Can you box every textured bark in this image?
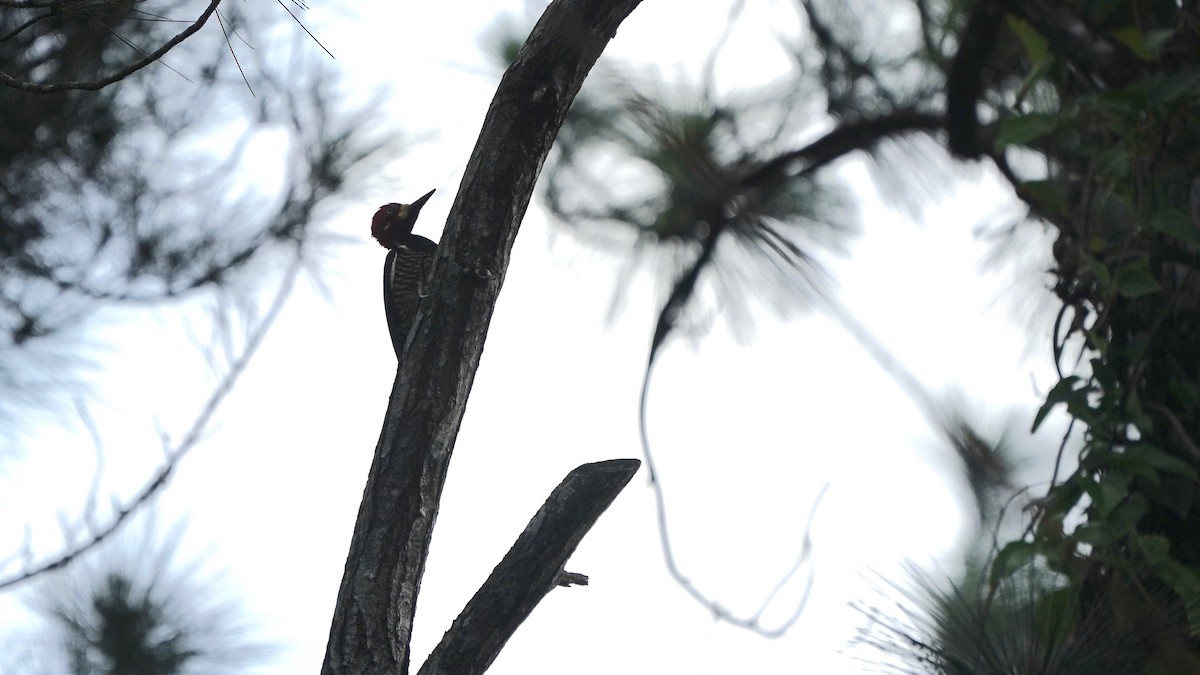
[418,459,640,675]
[322,1,644,673]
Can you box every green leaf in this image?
[1017,180,1069,219]
[1125,332,1153,363]
[1083,471,1129,518]
[1111,26,1174,61]
[1085,330,1110,360]
[1035,587,1076,646]
[1094,86,1145,117]
[1006,16,1048,63]
[1149,209,1200,247]
[1033,376,1084,432]
[1138,533,1172,565]
[1125,444,1200,482]
[1071,522,1108,547]
[997,112,1060,147]
[1080,443,1110,473]
[1110,493,1147,534]
[1114,259,1161,298]
[1049,476,1087,516]
[1148,558,1200,636]
[1092,148,1130,178]
[1144,68,1200,106]
[991,540,1037,587]
[1169,380,1200,410]
[1084,254,1112,296]
[1065,397,1098,425]
[1088,357,1117,392]
[1020,58,1055,99]
[1108,453,1162,485]
[1124,389,1155,437]
[1144,29,1177,57]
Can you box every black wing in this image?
[383,235,438,361]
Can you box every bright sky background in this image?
[1,0,1073,672]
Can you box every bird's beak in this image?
[409,189,436,221]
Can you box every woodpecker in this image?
[371,189,437,361]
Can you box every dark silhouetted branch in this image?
[0,0,222,93]
[946,0,1005,158]
[321,1,644,673]
[743,110,944,189]
[418,459,640,675]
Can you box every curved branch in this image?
[741,110,944,189]
[0,0,222,93]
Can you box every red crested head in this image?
[371,189,436,248]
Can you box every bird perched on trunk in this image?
[371,189,437,361]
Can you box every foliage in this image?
[858,564,1157,675]
[0,0,399,666]
[498,0,1200,666]
[544,72,851,334]
[21,518,272,675]
[0,0,395,431]
[981,0,1200,649]
[486,1,995,638]
[862,0,1200,669]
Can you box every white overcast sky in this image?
[0,0,1072,672]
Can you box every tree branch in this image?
[417,460,640,675]
[0,0,222,93]
[321,1,644,673]
[0,256,300,592]
[741,110,944,189]
[945,0,1005,159]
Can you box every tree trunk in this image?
[322,1,644,673]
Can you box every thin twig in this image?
[638,354,827,636]
[272,0,333,59]
[0,257,300,591]
[73,398,106,531]
[0,0,222,93]
[698,0,744,102]
[214,9,253,96]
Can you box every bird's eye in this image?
[386,206,396,215]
